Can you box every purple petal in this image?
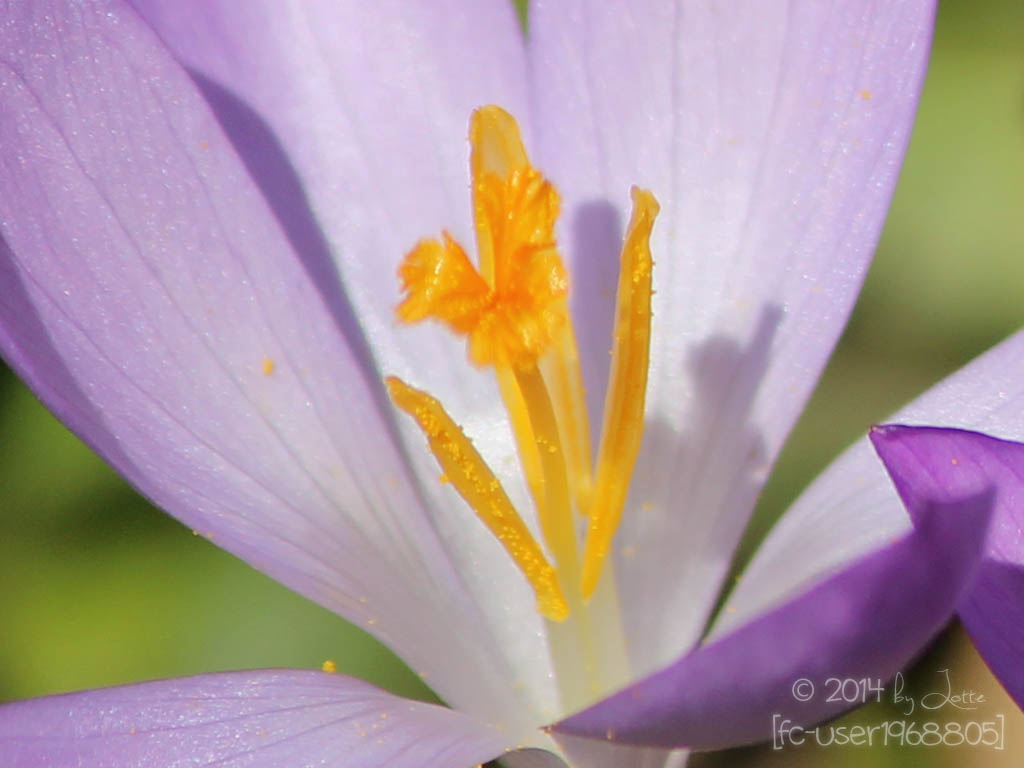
[126,0,560,708]
[869,425,1024,709]
[0,1,540,724]
[552,480,991,749]
[0,670,511,768]
[962,561,1024,709]
[129,0,530,411]
[529,0,937,675]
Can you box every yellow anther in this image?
[494,367,546,520]
[321,659,338,674]
[581,187,660,599]
[386,376,569,621]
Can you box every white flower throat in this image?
[387,106,659,709]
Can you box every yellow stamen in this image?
[512,365,580,590]
[543,320,594,516]
[494,367,546,518]
[514,363,601,704]
[386,376,569,622]
[581,187,660,599]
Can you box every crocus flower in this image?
[0,1,1017,766]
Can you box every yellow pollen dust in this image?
[389,105,659,619]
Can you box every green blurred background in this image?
[1,1,1021,765]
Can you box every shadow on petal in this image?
[188,70,410,460]
[614,305,780,677]
[567,198,623,429]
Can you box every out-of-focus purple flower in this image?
[0,1,1017,766]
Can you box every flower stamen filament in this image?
[581,187,659,599]
[494,366,546,531]
[386,376,569,621]
[544,319,594,517]
[512,364,580,593]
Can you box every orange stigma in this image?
[397,113,567,370]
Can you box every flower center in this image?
[388,105,658,631]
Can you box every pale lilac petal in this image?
[869,425,1024,709]
[553,484,991,749]
[0,670,512,768]
[529,0,936,674]
[128,0,558,711]
[719,330,1024,643]
[0,0,539,726]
